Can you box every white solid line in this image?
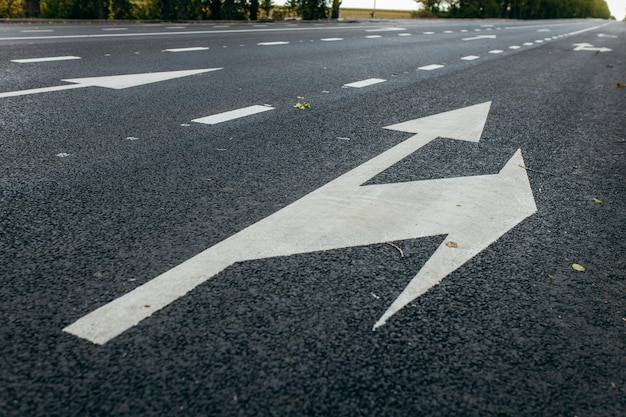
[257,41,289,45]
[102,27,128,31]
[192,105,274,125]
[11,56,81,63]
[163,47,209,52]
[461,55,480,60]
[321,37,343,41]
[0,25,389,42]
[418,64,444,71]
[0,84,87,98]
[343,78,386,88]
[20,29,53,33]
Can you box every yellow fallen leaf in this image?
[572,165,581,170]
[294,101,311,109]
[445,241,458,248]
[593,198,603,204]
[572,263,586,272]
[617,82,625,88]
[549,274,556,280]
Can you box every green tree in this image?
[330,0,339,18]
[0,0,25,17]
[296,0,326,19]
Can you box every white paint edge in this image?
[461,55,480,61]
[192,105,274,125]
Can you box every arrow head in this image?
[374,149,537,329]
[384,101,492,143]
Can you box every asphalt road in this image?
[1,18,625,416]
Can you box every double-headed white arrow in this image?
[64,101,537,344]
[0,68,222,98]
[573,43,612,52]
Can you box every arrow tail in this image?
[63,243,240,345]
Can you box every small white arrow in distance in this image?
[63,101,538,345]
[573,43,612,52]
[0,68,222,98]
[462,35,496,41]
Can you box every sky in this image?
[279,0,626,21]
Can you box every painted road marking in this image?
[321,38,343,41]
[398,33,411,37]
[258,41,289,45]
[366,27,405,32]
[509,45,521,49]
[62,68,222,89]
[462,35,496,41]
[343,78,386,88]
[573,43,612,52]
[63,101,537,344]
[489,50,504,54]
[461,55,480,61]
[192,105,274,125]
[0,68,222,98]
[163,47,209,52]
[20,29,53,33]
[418,64,444,71]
[11,56,81,63]
[365,35,382,39]
[0,84,87,98]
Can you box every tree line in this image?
[417,0,612,19]
[0,0,335,20]
[0,0,613,20]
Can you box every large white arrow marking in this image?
[573,43,612,52]
[0,68,222,98]
[63,101,537,344]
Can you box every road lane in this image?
[1,18,624,417]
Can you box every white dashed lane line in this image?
[192,105,275,125]
[257,41,289,46]
[163,47,209,52]
[343,78,386,88]
[11,56,81,63]
[418,64,445,71]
